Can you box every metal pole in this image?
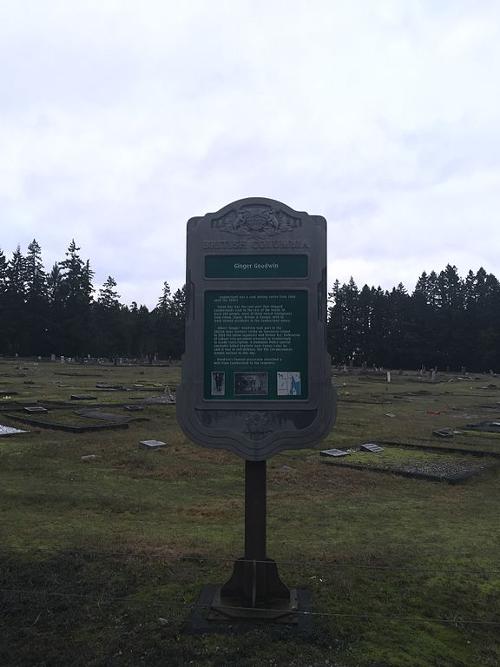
[219,458,290,610]
[244,460,266,561]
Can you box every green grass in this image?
[1,360,499,666]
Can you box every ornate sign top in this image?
[211,204,301,237]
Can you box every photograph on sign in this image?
[277,371,301,396]
[234,372,268,396]
[211,371,225,396]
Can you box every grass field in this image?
[1,360,499,666]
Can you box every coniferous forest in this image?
[0,240,186,361]
[1,240,500,371]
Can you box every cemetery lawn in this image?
[0,360,499,666]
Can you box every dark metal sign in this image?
[177,197,336,460]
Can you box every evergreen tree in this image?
[153,282,185,360]
[170,285,186,358]
[0,249,9,352]
[94,276,125,357]
[4,246,27,354]
[98,276,120,308]
[328,278,360,364]
[385,283,413,368]
[156,281,172,312]
[25,240,49,354]
[46,263,64,355]
[58,240,94,356]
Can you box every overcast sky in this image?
[1,1,499,307]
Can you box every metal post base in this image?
[211,585,298,622]
[184,584,313,634]
[220,557,290,610]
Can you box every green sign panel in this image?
[205,254,308,279]
[204,290,308,400]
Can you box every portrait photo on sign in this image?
[277,371,301,396]
[234,372,268,396]
[211,371,225,396]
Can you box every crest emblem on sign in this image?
[212,205,301,237]
[244,412,274,440]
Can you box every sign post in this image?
[177,197,336,624]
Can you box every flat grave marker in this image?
[75,409,131,424]
[360,443,384,453]
[141,394,175,405]
[0,424,28,436]
[320,448,350,457]
[465,421,500,433]
[139,439,167,449]
[433,428,455,438]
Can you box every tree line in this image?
[0,240,185,360]
[328,265,500,371]
[1,241,499,371]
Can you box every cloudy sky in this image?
[1,0,499,307]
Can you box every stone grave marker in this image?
[139,439,167,449]
[141,394,175,405]
[465,421,500,433]
[361,443,384,453]
[24,406,48,413]
[75,409,130,424]
[433,428,454,438]
[70,394,97,401]
[320,448,350,457]
[0,424,28,436]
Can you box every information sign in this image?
[176,197,336,460]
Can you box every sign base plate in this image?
[184,584,312,634]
